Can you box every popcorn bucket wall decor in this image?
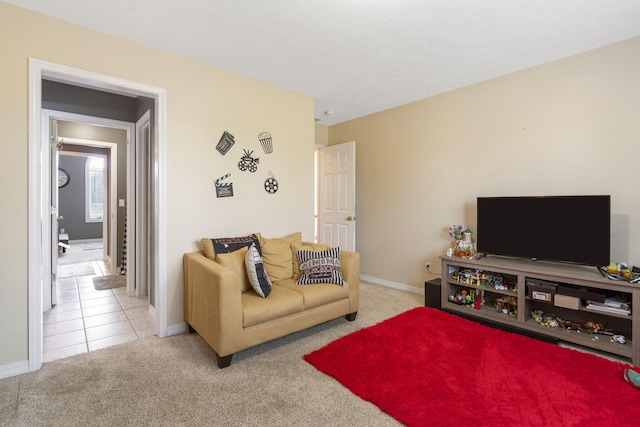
[258,132,273,154]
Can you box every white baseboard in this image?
[360,275,423,295]
[166,322,188,336]
[0,360,29,380]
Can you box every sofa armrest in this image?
[183,252,244,356]
[340,250,360,313]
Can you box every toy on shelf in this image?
[449,289,474,306]
[530,309,626,343]
[495,296,517,315]
[448,288,486,310]
[450,268,515,292]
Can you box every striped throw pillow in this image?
[296,247,344,285]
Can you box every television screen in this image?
[476,195,610,267]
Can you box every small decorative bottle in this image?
[454,231,476,259]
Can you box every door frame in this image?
[43,111,121,277]
[28,58,168,372]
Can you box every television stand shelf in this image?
[440,256,639,365]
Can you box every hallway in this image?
[43,241,155,363]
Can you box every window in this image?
[85,156,105,223]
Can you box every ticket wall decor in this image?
[216,131,235,155]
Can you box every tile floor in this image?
[43,246,155,363]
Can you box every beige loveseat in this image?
[183,232,360,368]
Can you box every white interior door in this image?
[317,141,356,251]
[47,119,60,310]
[135,110,152,299]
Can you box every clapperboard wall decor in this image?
[216,131,235,155]
[214,173,234,198]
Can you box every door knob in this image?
[346,216,355,221]
[57,216,64,222]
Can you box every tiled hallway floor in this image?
[43,247,155,363]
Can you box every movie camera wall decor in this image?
[214,130,280,197]
[238,149,259,172]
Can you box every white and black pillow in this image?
[296,247,344,285]
[245,243,272,298]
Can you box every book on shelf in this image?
[603,296,629,309]
[585,302,631,315]
[586,296,630,310]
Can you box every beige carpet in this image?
[58,240,104,265]
[79,241,103,251]
[0,282,423,426]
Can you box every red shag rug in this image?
[305,307,639,427]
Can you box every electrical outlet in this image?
[425,261,432,273]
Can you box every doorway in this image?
[46,131,155,362]
[57,151,109,267]
[43,112,125,311]
[316,141,357,251]
[28,58,168,372]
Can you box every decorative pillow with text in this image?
[296,247,344,285]
[201,234,261,260]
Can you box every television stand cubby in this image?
[440,256,640,365]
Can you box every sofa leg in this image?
[345,312,358,321]
[215,352,233,368]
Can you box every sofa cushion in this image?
[292,242,330,280]
[201,234,260,260]
[296,247,344,285]
[256,232,302,281]
[245,243,272,298]
[216,246,251,293]
[275,278,350,310]
[241,285,304,327]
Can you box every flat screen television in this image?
[476,195,610,267]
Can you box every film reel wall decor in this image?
[264,171,279,194]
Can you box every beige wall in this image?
[329,36,640,289]
[314,124,329,147]
[0,3,314,368]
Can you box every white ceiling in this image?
[7,0,640,125]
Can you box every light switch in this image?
[118,199,125,207]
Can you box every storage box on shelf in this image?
[441,256,640,365]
